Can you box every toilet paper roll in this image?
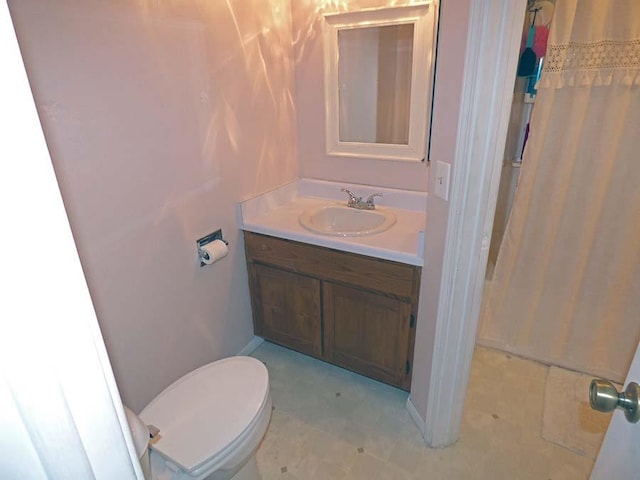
[200,239,228,265]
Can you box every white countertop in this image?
[238,180,426,266]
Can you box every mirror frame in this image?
[322,3,437,162]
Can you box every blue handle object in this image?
[526,25,535,48]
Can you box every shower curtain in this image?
[478,0,640,382]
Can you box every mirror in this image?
[338,24,414,145]
[323,3,437,162]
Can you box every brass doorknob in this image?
[589,379,640,424]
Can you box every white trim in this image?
[406,397,426,438]
[423,0,526,447]
[237,336,265,357]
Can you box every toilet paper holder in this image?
[197,229,229,267]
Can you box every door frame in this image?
[422,0,526,446]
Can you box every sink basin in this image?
[299,204,396,236]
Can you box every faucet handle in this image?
[366,193,383,207]
[341,188,360,205]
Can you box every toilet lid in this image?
[139,356,269,473]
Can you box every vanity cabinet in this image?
[244,232,420,390]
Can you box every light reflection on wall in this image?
[9,0,301,410]
[132,0,298,196]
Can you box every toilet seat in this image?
[139,356,270,477]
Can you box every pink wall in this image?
[9,0,298,412]
[410,0,472,416]
[10,0,473,425]
[291,0,431,191]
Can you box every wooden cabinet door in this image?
[323,282,412,388]
[249,264,322,358]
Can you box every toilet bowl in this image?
[125,356,271,480]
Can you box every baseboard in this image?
[406,396,427,439]
[237,336,264,356]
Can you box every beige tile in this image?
[301,426,338,459]
[346,452,388,480]
[284,451,323,479]
[388,438,434,475]
[377,461,415,480]
[336,421,370,447]
[253,342,595,480]
[361,429,397,461]
[310,461,348,480]
[322,438,359,472]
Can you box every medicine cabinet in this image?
[322,3,437,162]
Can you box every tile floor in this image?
[251,342,596,480]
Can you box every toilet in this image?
[124,356,271,480]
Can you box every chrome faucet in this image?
[365,193,383,209]
[341,188,383,210]
[341,188,361,207]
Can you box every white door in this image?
[590,339,640,479]
[1,3,143,478]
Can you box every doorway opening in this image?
[486,0,556,280]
